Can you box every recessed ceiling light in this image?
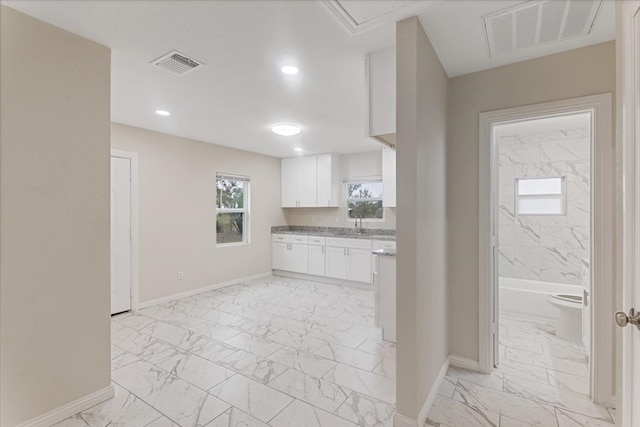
[281,65,299,75]
[155,110,171,116]
[294,147,303,152]
[272,123,301,136]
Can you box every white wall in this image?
[396,16,449,423]
[282,150,397,229]
[111,123,287,304]
[498,117,591,286]
[0,6,112,425]
[447,41,615,362]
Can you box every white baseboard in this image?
[138,272,272,309]
[17,385,114,427]
[393,356,450,427]
[449,355,481,372]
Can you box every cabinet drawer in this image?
[272,234,309,244]
[309,236,326,245]
[372,240,396,251]
[325,237,372,250]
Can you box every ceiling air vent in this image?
[150,50,204,75]
[483,0,603,58]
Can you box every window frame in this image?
[344,177,384,222]
[216,173,250,247]
[514,176,567,216]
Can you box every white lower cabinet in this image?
[347,248,373,283]
[272,235,309,274]
[325,246,348,279]
[308,245,326,276]
[273,234,383,285]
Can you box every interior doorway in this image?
[110,150,139,315]
[478,94,614,405]
[494,112,593,398]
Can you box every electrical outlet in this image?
[177,272,184,280]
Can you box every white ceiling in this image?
[2,1,615,158]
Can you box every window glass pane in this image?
[217,179,244,209]
[517,197,564,215]
[347,182,383,199]
[216,212,244,244]
[517,177,563,196]
[348,201,383,219]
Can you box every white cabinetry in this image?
[382,148,396,208]
[308,236,326,276]
[325,238,373,284]
[281,154,340,208]
[272,234,309,273]
[366,47,396,146]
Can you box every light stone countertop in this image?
[271,225,396,241]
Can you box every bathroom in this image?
[496,112,592,394]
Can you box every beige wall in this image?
[282,150,397,230]
[396,17,449,421]
[111,124,287,303]
[448,41,616,361]
[0,6,112,425]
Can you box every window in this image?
[346,179,384,220]
[216,174,249,245]
[515,177,566,215]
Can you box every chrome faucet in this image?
[355,215,363,233]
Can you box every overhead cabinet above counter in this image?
[366,46,396,147]
[281,153,341,208]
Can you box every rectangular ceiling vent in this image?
[483,0,602,58]
[151,50,204,75]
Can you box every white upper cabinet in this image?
[316,153,341,207]
[281,154,341,208]
[382,147,396,207]
[281,156,317,207]
[366,47,396,147]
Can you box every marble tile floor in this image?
[427,311,616,427]
[54,275,397,427]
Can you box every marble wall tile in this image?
[499,125,590,286]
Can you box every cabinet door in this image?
[298,156,317,207]
[289,243,309,274]
[316,154,341,207]
[281,158,298,208]
[348,248,373,283]
[272,242,289,270]
[382,148,396,208]
[309,245,325,276]
[325,246,348,279]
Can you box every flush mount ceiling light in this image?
[155,110,171,116]
[281,65,299,75]
[272,123,301,136]
[294,147,303,152]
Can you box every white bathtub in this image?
[499,277,582,319]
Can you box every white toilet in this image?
[546,294,583,343]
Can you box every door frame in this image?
[111,149,139,312]
[478,94,614,404]
[620,1,640,425]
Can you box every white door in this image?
[111,156,132,314]
[621,2,640,425]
